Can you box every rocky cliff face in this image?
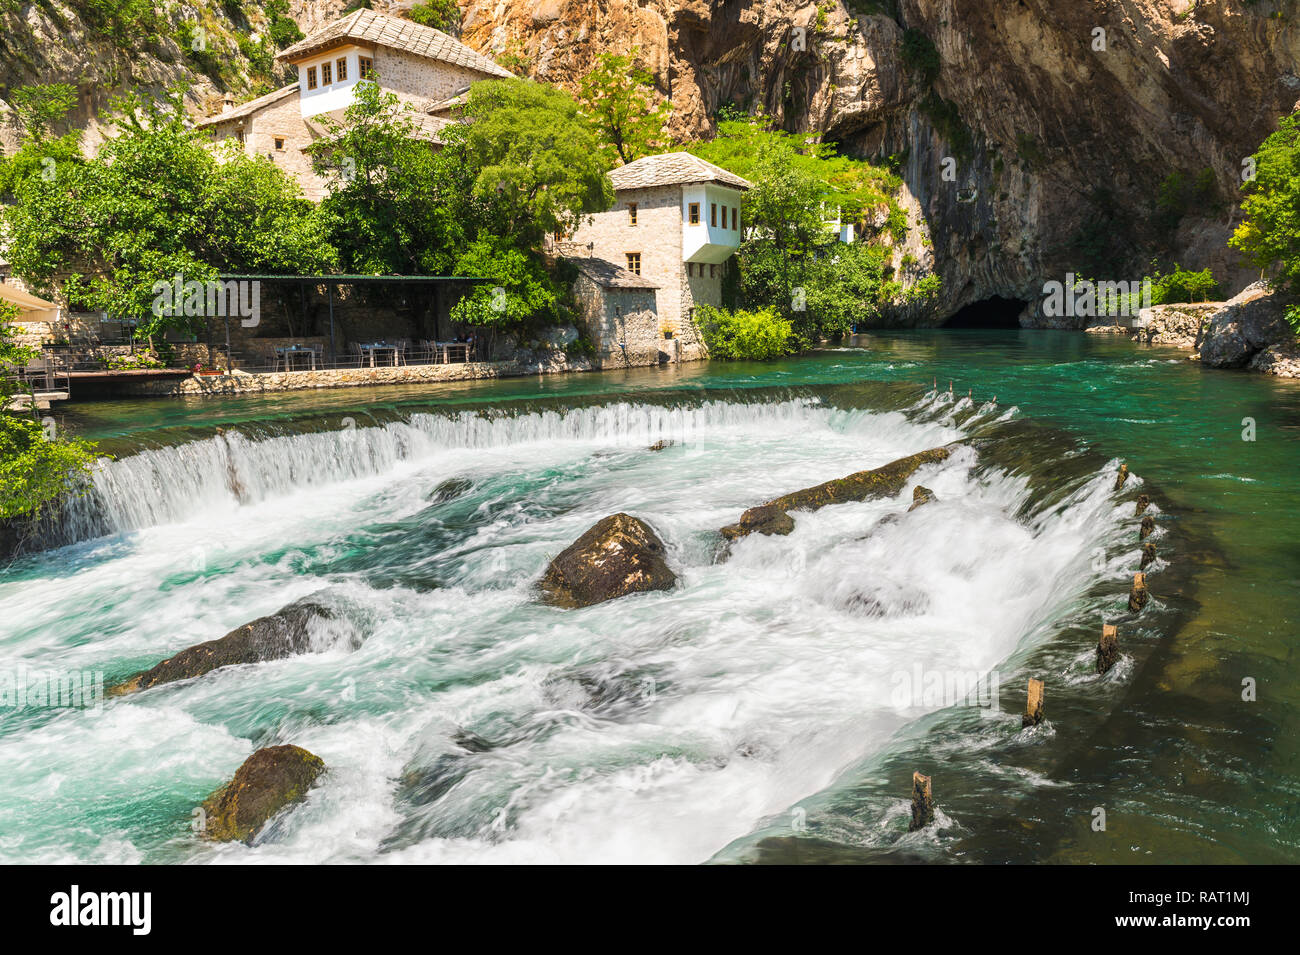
[455,0,1300,325]
[5,1,1296,327]
[0,1,293,154]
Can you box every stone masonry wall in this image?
[207,91,330,201]
[571,273,663,368]
[373,48,487,111]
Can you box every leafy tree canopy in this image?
[577,48,673,165]
[1232,112,1300,310]
[2,89,334,338]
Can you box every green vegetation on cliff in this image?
[1232,111,1300,328]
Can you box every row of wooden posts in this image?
[908,462,1157,832]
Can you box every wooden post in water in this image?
[1140,541,1157,570]
[1135,494,1150,516]
[909,772,934,831]
[1022,678,1045,727]
[1139,516,1155,541]
[1097,624,1119,674]
[1114,464,1129,491]
[1129,572,1149,613]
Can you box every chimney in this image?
[222,95,235,113]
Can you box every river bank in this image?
[2,330,1297,863]
[1101,282,1300,379]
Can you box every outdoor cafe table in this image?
[275,344,318,371]
[360,343,401,367]
[434,342,470,363]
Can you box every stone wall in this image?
[571,273,665,368]
[206,89,330,201]
[119,356,596,397]
[373,48,485,111]
[567,182,715,357]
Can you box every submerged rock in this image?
[908,485,937,511]
[199,744,325,843]
[720,503,795,540]
[647,439,675,452]
[539,513,676,608]
[428,477,474,503]
[723,447,951,540]
[108,594,345,697]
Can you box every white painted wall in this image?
[298,45,369,118]
[682,184,744,264]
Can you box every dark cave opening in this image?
[941,296,1030,329]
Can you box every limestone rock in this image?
[108,594,345,696]
[908,485,936,511]
[720,503,795,540]
[767,447,951,513]
[199,745,325,843]
[539,513,676,608]
[1199,283,1296,369]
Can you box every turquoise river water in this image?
[1,329,1297,864]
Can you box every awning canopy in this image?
[0,283,59,313]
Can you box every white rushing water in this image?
[0,395,1135,863]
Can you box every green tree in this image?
[577,49,672,165]
[407,0,459,32]
[1232,112,1300,329]
[3,90,334,340]
[695,305,793,360]
[0,301,99,521]
[310,81,453,274]
[435,80,613,337]
[439,78,614,250]
[265,0,305,49]
[0,84,85,201]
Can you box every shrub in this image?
[696,305,793,360]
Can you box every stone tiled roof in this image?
[607,152,752,192]
[194,84,298,128]
[276,9,514,79]
[568,258,660,290]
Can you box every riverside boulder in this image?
[722,447,951,540]
[199,745,325,843]
[720,504,795,540]
[539,513,676,608]
[107,595,342,697]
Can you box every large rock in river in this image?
[1198,283,1296,370]
[722,447,951,540]
[539,513,676,608]
[720,504,795,541]
[200,744,325,843]
[107,594,342,697]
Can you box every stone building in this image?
[563,152,752,366]
[194,9,513,200]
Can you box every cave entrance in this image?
[942,296,1029,329]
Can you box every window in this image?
[628,202,637,226]
[688,202,700,225]
[321,61,333,85]
[337,57,348,82]
[710,203,717,227]
[274,137,285,150]
[306,66,317,90]
[626,253,641,275]
[732,207,738,230]
[710,264,716,278]
[359,56,374,79]
[234,130,245,145]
